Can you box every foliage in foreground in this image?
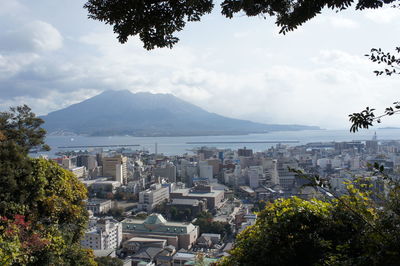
[84,0,397,49]
[0,106,96,265]
[349,47,400,132]
[219,176,400,266]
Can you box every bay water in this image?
[36,129,400,158]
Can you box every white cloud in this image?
[1,1,400,131]
[1,20,63,52]
[328,17,359,29]
[311,49,372,70]
[0,0,26,16]
[3,34,399,129]
[29,21,63,51]
[0,53,39,78]
[233,31,250,39]
[364,8,400,23]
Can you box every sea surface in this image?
[34,129,400,158]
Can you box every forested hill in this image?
[41,90,320,136]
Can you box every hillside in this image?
[41,90,320,136]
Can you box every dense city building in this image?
[102,155,128,183]
[81,217,123,250]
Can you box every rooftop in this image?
[144,213,167,225]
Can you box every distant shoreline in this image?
[379,127,400,130]
[47,128,322,138]
[186,141,300,144]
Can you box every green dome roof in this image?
[143,214,167,225]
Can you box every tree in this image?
[107,206,125,220]
[84,0,214,49]
[194,212,231,237]
[219,166,400,265]
[170,206,178,220]
[349,47,400,132]
[0,106,95,265]
[0,105,49,153]
[84,0,397,50]
[95,256,124,266]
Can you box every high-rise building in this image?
[153,163,177,183]
[199,161,213,181]
[102,155,128,183]
[277,159,298,190]
[77,154,98,171]
[365,132,379,153]
[248,166,263,189]
[185,163,198,187]
[206,158,221,176]
[262,159,279,186]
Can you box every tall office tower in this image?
[366,132,378,154]
[102,155,128,183]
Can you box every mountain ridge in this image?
[41,90,320,137]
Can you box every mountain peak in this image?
[42,91,319,136]
[99,90,176,99]
[100,89,133,96]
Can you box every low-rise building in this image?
[91,180,122,193]
[71,166,86,178]
[166,198,207,220]
[138,184,170,212]
[86,199,112,214]
[170,185,224,210]
[122,213,199,250]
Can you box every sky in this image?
[1,0,400,130]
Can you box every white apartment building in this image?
[248,166,263,189]
[138,184,170,212]
[81,217,123,250]
[199,161,213,181]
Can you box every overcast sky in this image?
[1,0,400,129]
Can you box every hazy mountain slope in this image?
[42,90,319,136]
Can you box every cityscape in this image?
[32,131,396,265]
[1,0,400,265]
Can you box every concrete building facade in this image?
[86,199,113,214]
[138,184,170,212]
[122,214,199,250]
[170,185,224,210]
[81,217,123,250]
[102,155,128,183]
[154,163,177,183]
